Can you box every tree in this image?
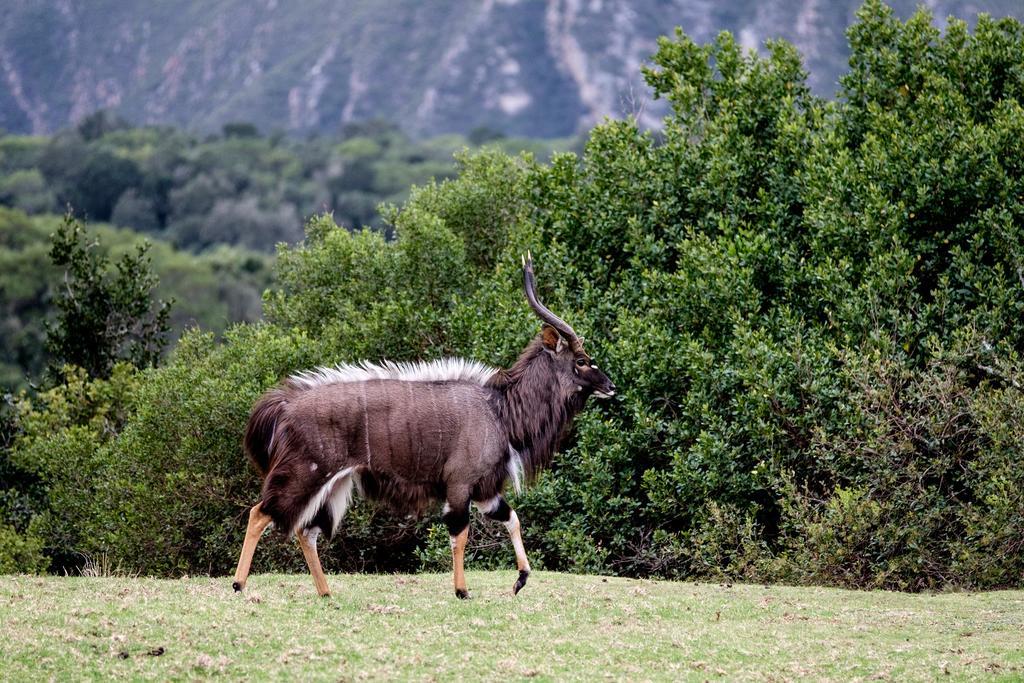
[65,151,143,222]
[76,109,130,142]
[46,215,172,380]
[222,122,260,139]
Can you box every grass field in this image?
[1,571,1022,681]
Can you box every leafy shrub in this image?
[0,523,47,574]
[8,364,139,572]
[7,2,1024,590]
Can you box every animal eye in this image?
[575,358,587,367]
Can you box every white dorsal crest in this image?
[288,358,498,390]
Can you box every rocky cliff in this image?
[1,0,1021,137]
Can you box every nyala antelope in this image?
[232,254,616,598]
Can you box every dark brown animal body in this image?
[249,369,510,534]
[232,255,616,598]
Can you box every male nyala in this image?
[233,254,616,598]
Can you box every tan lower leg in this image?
[233,504,272,591]
[506,510,531,595]
[296,529,331,597]
[506,510,531,572]
[451,527,469,599]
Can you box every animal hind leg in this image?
[233,503,272,592]
[480,496,531,595]
[297,528,331,597]
[294,472,357,598]
[443,495,471,599]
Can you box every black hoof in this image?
[455,589,470,600]
[513,570,530,595]
[232,581,242,592]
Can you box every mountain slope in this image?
[2,0,1022,137]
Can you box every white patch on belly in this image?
[473,496,501,515]
[309,463,318,472]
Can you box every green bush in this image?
[8,364,139,571]
[0,523,47,574]
[6,2,1024,589]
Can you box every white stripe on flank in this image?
[288,358,497,390]
[506,445,524,495]
[361,383,372,466]
[294,467,356,535]
[267,417,278,454]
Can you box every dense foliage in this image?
[0,117,577,253]
[0,208,271,390]
[3,2,1023,590]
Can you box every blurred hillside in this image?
[0,116,578,250]
[2,0,1022,137]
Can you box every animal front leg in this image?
[450,527,470,599]
[443,498,471,599]
[233,503,272,592]
[506,510,531,594]
[479,496,531,595]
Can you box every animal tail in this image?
[243,389,289,476]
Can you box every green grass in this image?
[0,571,1022,681]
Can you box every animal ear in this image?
[541,324,567,352]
